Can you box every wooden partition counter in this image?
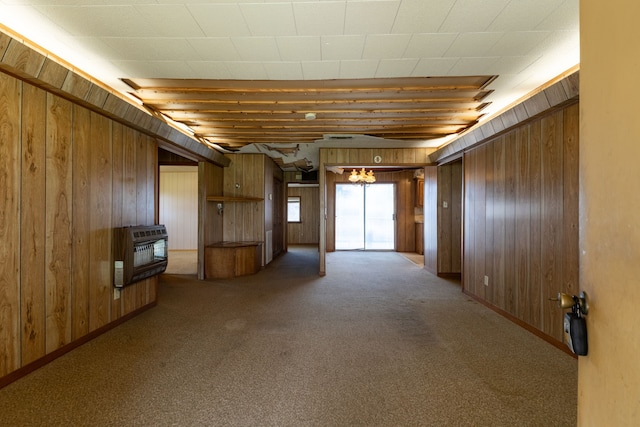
[204,241,263,279]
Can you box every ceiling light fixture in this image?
[348,168,376,185]
[305,112,316,120]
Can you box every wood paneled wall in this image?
[0,72,158,379]
[223,154,265,243]
[287,186,320,244]
[438,160,463,274]
[325,170,418,252]
[198,161,224,280]
[463,102,579,342]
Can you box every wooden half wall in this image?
[0,71,159,383]
[463,102,579,343]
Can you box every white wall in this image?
[159,166,198,250]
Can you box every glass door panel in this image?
[335,183,395,250]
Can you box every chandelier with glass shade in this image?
[348,168,376,185]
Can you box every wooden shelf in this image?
[207,196,263,202]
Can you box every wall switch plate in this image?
[484,275,489,286]
[114,288,121,300]
[443,201,448,208]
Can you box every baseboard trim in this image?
[462,290,577,359]
[0,301,157,390]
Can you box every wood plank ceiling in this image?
[123,75,496,151]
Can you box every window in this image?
[288,196,301,222]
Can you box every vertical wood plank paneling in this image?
[515,126,531,321]
[504,132,517,314]
[45,93,73,353]
[121,127,137,315]
[135,133,148,309]
[492,137,506,308]
[438,165,452,272]
[121,127,137,226]
[541,111,564,339]
[450,161,462,273]
[287,186,320,244]
[71,104,91,340]
[463,152,475,294]
[563,104,579,299]
[0,70,160,381]
[0,74,21,375]
[474,145,487,299]
[20,83,47,365]
[484,140,495,304]
[529,120,543,329]
[111,123,124,320]
[89,112,112,330]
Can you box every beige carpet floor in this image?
[0,246,577,426]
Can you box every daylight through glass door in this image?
[335,183,395,250]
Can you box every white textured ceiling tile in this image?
[301,61,340,80]
[188,38,241,61]
[134,4,205,37]
[527,30,579,58]
[264,62,304,80]
[486,56,541,75]
[403,33,457,58]
[293,2,345,36]
[391,0,456,33]
[375,59,419,78]
[240,3,296,36]
[187,61,232,79]
[488,0,564,31]
[439,0,510,32]
[487,31,551,56]
[536,0,579,31]
[277,37,321,61]
[112,60,196,79]
[362,34,411,60]
[101,38,200,61]
[444,32,504,57]
[338,60,379,79]
[344,1,401,35]
[448,57,500,75]
[321,35,365,60]
[76,37,123,60]
[34,5,155,37]
[187,4,250,37]
[412,57,458,76]
[232,37,281,61]
[225,62,268,80]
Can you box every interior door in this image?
[335,183,395,250]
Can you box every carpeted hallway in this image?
[0,246,577,426]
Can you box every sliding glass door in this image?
[335,183,395,250]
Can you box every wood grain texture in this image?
[111,123,124,320]
[0,73,21,375]
[89,111,112,330]
[0,70,161,382]
[71,104,91,340]
[20,83,47,365]
[287,186,320,244]
[462,102,579,345]
[45,93,73,353]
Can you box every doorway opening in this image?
[335,183,395,250]
[159,165,198,274]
